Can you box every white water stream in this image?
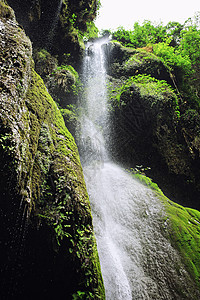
[79,39,196,299]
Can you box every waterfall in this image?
[79,39,196,299]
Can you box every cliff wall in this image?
[0,1,104,298]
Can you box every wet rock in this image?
[106,42,200,209]
[0,2,105,298]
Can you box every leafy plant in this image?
[72,291,86,300]
[153,41,192,75]
[83,21,99,41]
[69,13,77,27]
[109,74,178,107]
[112,21,167,48]
[0,133,15,153]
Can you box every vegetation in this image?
[109,73,179,118]
[153,41,192,75]
[2,0,200,297]
[111,21,167,48]
[61,0,100,45]
[0,2,105,294]
[83,21,99,41]
[108,15,200,107]
[105,13,200,211]
[110,15,200,52]
[19,67,105,299]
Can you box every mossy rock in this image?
[0,5,105,298]
[123,49,172,83]
[33,48,58,78]
[7,0,99,64]
[108,74,180,165]
[106,42,172,85]
[131,171,200,298]
[108,43,200,208]
[0,0,15,19]
[46,64,82,107]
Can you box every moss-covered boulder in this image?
[46,64,81,107]
[107,42,200,209]
[0,2,105,298]
[105,42,172,83]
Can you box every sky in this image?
[95,0,200,30]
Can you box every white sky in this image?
[95,0,200,30]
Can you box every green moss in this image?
[126,49,160,66]
[25,68,82,202]
[132,171,200,289]
[161,200,200,287]
[110,73,179,116]
[134,173,163,193]
[131,74,176,100]
[34,48,58,78]
[36,48,50,61]
[0,1,15,19]
[52,64,82,96]
[1,3,104,297]
[25,69,105,298]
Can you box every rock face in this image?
[131,173,200,298]
[7,0,99,64]
[106,42,200,209]
[0,1,104,298]
[1,0,200,298]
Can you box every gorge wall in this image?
[1,0,200,298]
[0,1,104,298]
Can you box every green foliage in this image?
[83,21,99,41]
[130,74,175,92]
[153,41,193,75]
[153,38,200,108]
[96,0,101,11]
[72,290,99,300]
[110,16,199,50]
[179,26,200,66]
[100,29,112,37]
[69,13,77,27]
[112,21,167,48]
[0,132,15,154]
[109,74,178,108]
[72,291,86,299]
[165,22,184,46]
[38,183,73,245]
[109,16,200,107]
[53,64,78,78]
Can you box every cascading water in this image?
[79,39,198,299]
